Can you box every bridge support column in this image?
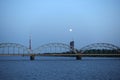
[76,56,81,60]
[30,55,35,60]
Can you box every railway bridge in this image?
[0,42,120,60]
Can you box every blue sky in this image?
[0,0,120,49]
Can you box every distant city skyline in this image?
[0,0,120,49]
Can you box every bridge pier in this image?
[76,56,81,60]
[30,55,35,60]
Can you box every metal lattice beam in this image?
[33,43,72,54]
[0,43,31,54]
[80,43,120,53]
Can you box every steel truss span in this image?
[0,42,120,55]
[33,43,71,54]
[0,43,31,54]
[80,43,120,53]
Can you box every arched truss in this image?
[80,43,120,53]
[33,43,71,54]
[0,43,31,54]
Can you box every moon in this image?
[69,29,72,32]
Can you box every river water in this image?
[0,57,120,80]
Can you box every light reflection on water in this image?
[0,57,120,80]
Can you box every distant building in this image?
[70,41,74,52]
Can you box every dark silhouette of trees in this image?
[83,49,119,54]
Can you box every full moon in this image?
[69,29,72,32]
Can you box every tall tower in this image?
[70,41,74,53]
[29,35,32,50]
[29,35,35,60]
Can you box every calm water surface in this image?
[0,57,120,80]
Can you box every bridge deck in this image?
[0,53,120,57]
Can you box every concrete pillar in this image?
[76,56,81,60]
[30,55,35,60]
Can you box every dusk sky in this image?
[0,0,120,49]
